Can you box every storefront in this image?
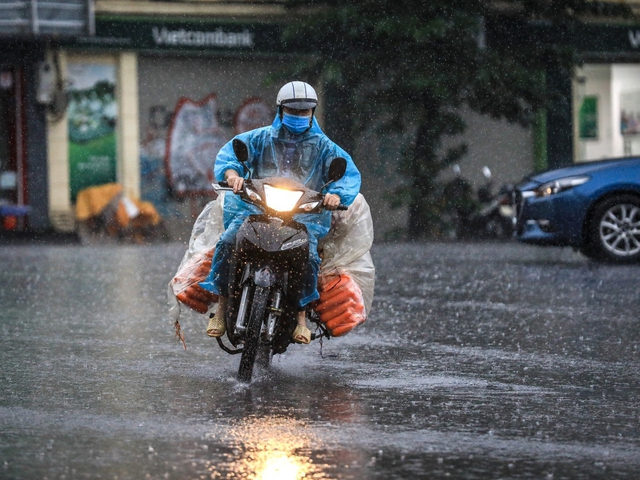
[0,0,93,234]
[0,55,28,230]
[573,24,640,162]
[0,42,53,234]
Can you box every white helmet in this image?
[276,81,318,110]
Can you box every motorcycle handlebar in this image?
[216,180,347,211]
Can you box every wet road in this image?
[1,242,639,479]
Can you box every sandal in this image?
[206,314,226,338]
[292,324,311,344]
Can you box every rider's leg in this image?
[206,296,227,337]
[291,231,322,344]
[292,309,311,344]
[202,241,233,338]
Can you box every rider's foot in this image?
[206,313,225,338]
[292,324,311,344]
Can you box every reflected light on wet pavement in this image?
[208,417,317,479]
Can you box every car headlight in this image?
[263,184,303,212]
[534,176,590,197]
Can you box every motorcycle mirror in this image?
[232,138,249,163]
[328,157,347,182]
[232,138,251,178]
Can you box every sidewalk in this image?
[0,229,81,245]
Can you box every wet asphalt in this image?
[0,241,639,479]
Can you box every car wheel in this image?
[586,194,640,263]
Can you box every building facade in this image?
[2,1,639,241]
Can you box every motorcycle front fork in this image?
[265,290,283,340]
[233,283,283,343]
[234,284,251,335]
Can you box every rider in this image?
[200,81,361,344]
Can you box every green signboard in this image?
[67,18,287,53]
[579,96,598,140]
[63,17,640,56]
[486,20,640,55]
[67,63,118,201]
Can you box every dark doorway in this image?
[0,66,28,231]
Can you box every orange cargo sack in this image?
[314,273,366,337]
[172,248,218,314]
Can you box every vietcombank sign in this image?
[69,18,285,53]
[151,26,254,48]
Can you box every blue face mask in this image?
[282,112,312,134]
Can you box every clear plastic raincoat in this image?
[200,114,361,307]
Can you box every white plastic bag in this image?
[318,193,376,316]
[167,193,225,322]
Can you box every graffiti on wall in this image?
[233,97,273,135]
[140,94,272,213]
[165,94,226,196]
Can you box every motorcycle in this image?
[445,165,514,240]
[212,139,348,383]
[471,166,515,240]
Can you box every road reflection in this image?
[203,415,316,479]
[199,373,368,479]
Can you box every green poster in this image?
[67,63,117,201]
[579,96,598,140]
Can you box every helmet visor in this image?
[280,99,317,110]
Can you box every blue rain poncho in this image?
[200,113,361,307]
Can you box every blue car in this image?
[514,156,640,263]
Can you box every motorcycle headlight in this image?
[534,176,590,197]
[263,184,304,212]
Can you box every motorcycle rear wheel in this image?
[237,286,270,383]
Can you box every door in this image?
[0,66,27,231]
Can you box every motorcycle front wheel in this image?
[237,286,270,383]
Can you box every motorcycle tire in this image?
[256,344,273,369]
[237,286,270,383]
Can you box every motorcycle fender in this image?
[253,265,275,287]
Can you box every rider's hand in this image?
[225,173,245,193]
[323,193,341,210]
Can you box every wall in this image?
[47,51,73,231]
[453,109,533,190]
[137,54,304,242]
[136,55,534,243]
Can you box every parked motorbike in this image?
[444,165,514,240]
[212,139,348,382]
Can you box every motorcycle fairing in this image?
[236,214,309,254]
